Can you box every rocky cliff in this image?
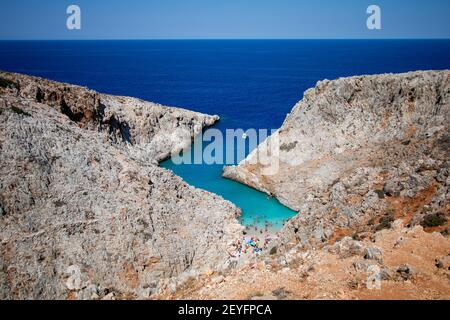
[224,70,449,250]
[2,70,449,300]
[0,72,242,299]
[1,72,219,163]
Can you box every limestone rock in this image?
[328,236,364,258]
[0,71,243,299]
[364,247,384,263]
[223,71,450,250]
[435,255,450,270]
[396,264,414,281]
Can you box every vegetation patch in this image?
[352,233,362,241]
[0,77,18,89]
[374,189,385,199]
[54,200,67,208]
[280,141,298,152]
[421,213,447,228]
[11,106,31,117]
[375,213,395,231]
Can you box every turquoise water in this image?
[160,134,297,231]
[2,40,449,231]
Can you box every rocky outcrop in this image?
[0,72,219,163]
[0,72,242,299]
[224,70,449,250]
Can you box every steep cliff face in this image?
[0,72,219,163]
[0,72,242,299]
[224,71,449,249]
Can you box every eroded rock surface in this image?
[165,221,450,300]
[224,71,450,250]
[1,71,219,163]
[0,72,242,299]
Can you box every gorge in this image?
[1,69,449,300]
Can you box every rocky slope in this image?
[187,70,450,300]
[2,70,449,300]
[0,72,243,299]
[224,70,449,250]
[162,220,450,300]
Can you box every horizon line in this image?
[1,38,450,41]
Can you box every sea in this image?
[1,40,449,231]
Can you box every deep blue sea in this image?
[1,40,449,231]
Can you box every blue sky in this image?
[0,0,449,40]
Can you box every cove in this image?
[160,127,298,232]
[2,40,449,229]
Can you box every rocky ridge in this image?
[0,72,219,163]
[224,70,449,251]
[0,72,243,299]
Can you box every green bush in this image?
[421,213,447,228]
[375,213,395,231]
[352,233,362,241]
[11,106,31,117]
[0,77,17,89]
[374,190,385,199]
